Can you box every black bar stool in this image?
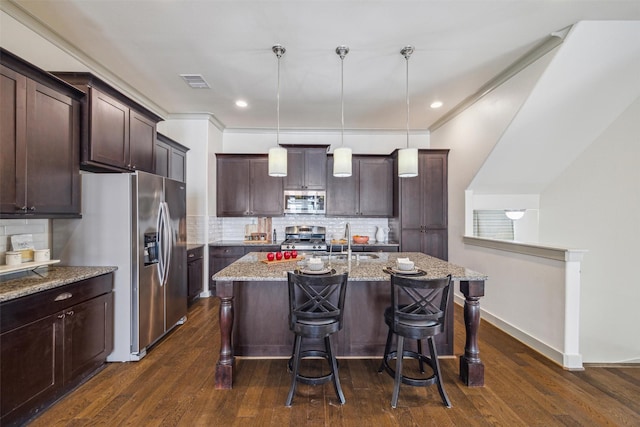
[285,271,349,406]
[378,274,452,408]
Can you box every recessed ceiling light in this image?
[235,100,248,108]
[179,74,210,89]
[430,101,443,109]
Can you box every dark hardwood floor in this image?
[28,297,640,426]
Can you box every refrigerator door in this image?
[133,171,165,353]
[164,178,187,329]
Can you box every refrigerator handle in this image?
[156,202,166,284]
[162,201,172,286]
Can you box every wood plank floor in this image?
[29,297,640,426]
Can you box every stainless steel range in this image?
[280,225,327,251]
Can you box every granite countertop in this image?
[211,251,487,282]
[0,266,118,302]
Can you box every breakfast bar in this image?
[211,251,487,389]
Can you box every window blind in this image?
[473,210,514,240]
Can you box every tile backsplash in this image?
[208,215,390,243]
[0,219,50,264]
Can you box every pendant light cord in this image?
[402,45,414,149]
[336,46,349,147]
[273,44,285,145]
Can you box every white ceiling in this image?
[5,0,640,132]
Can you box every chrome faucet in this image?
[344,222,352,262]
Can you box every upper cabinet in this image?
[326,155,393,217]
[216,155,284,217]
[52,72,162,173]
[155,133,189,182]
[283,146,327,190]
[1,49,83,218]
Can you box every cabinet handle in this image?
[54,292,73,301]
[15,205,27,211]
[188,253,195,258]
[57,313,65,319]
[66,310,74,316]
[28,206,35,211]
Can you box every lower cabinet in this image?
[187,246,204,305]
[0,273,114,426]
[209,245,281,294]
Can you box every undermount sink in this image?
[318,253,380,261]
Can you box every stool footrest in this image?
[288,350,339,386]
[380,350,438,387]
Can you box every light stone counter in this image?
[0,266,117,302]
[211,251,486,282]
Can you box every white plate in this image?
[299,267,332,275]
[389,267,421,275]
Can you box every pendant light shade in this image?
[268,44,287,177]
[398,45,418,178]
[398,147,419,178]
[333,45,352,177]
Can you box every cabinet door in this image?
[422,152,448,228]
[155,138,171,177]
[129,110,155,172]
[422,229,448,260]
[216,157,250,216]
[304,149,327,190]
[358,157,393,216]
[26,79,80,215]
[89,87,129,169]
[170,148,187,182]
[187,256,203,300]
[0,313,63,425]
[63,293,114,383]
[249,158,283,216]
[209,246,245,292]
[326,157,358,216]
[0,64,26,213]
[284,149,305,189]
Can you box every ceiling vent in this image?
[180,74,210,89]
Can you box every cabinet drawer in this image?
[187,246,204,261]
[209,246,245,257]
[1,273,113,333]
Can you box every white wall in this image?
[539,97,640,363]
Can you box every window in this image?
[473,210,514,240]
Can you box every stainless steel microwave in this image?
[284,190,326,214]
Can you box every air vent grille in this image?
[180,74,210,89]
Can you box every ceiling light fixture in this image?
[430,100,443,109]
[333,45,352,177]
[398,45,418,178]
[268,44,287,177]
[235,100,248,108]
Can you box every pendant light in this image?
[268,44,287,177]
[398,45,419,178]
[333,45,352,177]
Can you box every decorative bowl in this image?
[352,235,369,244]
[396,258,415,271]
[306,259,325,271]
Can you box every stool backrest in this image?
[390,274,452,332]
[287,272,349,329]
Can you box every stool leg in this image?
[391,335,405,408]
[427,336,451,408]
[286,335,303,406]
[325,336,345,404]
[417,339,425,373]
[378,327,393,373]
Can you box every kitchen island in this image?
[212,251,487,389]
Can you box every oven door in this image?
[284,191,326,214]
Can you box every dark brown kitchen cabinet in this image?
[209,246,245,293]
[283,145,327,190]
[392,150,449,260]
[0,49,82,218]
[0,273,114,427]
[187,245,204,305]
[326,155,393,217]
[52,72,162,173]
[156,132,189,182]
[216,154,283,217]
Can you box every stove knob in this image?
[291,244,295,249]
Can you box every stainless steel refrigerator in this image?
[53,171,187,361]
